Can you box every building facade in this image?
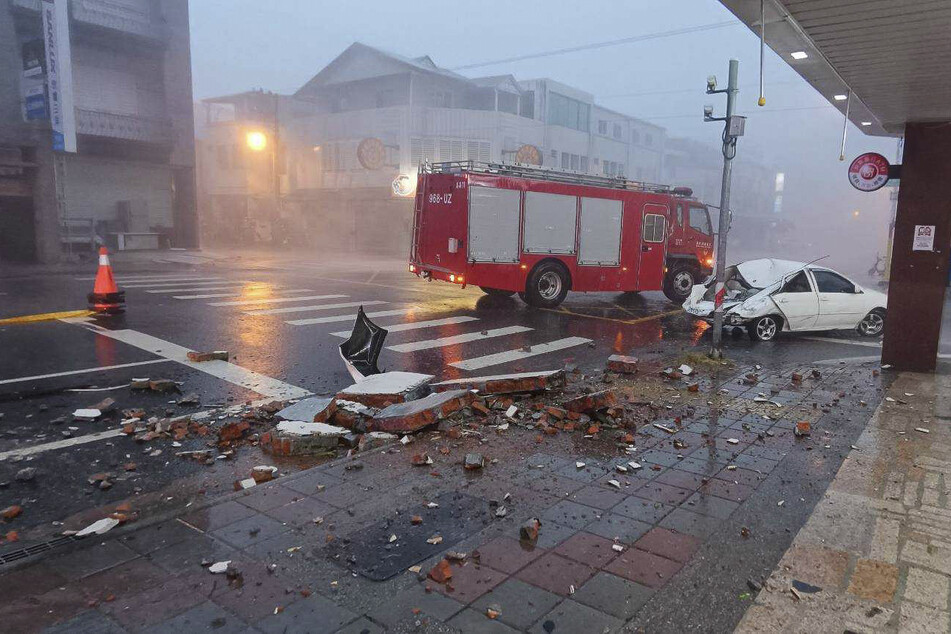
[197,43,667,254]
[0,0,197,263]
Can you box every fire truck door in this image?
[636,206,667,289]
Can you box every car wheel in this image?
[748,315,781,341]
[479,286,515,297]
[857,309,885,337]
[663,264,697,303]
[524,262,569,308]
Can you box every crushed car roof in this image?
[736,259,808,289]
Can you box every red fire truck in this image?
[409,162,715,307]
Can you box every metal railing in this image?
[421,160,689,196]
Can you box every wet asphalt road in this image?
[0,254,909,541]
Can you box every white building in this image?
[198,43,667,253]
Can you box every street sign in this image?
[848,152,890,192]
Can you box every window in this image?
[689,207,712,235]
[676,204,684,227]
[780,271,811,293]
[616,163,625,177]
[645,133,653,147]
[550,149,558,162]
[561,152,570,169]
[580,156,588,172]
[570,154,579,170]
[216,145,229,169]
[642,214,666,243]
[429,91,453,107]
[520,91,534,118]
[598,120,607,134]
[547,92,590,131]
[631,130,640,145]
[376,89,397,108]
[593,158,600,166]
[812,270,855,293]
[613,123,622,139]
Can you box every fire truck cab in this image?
[409,162,714,307]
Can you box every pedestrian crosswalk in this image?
[98,274,595,373]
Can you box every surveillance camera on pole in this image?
[704,59,745,360]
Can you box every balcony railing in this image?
[76,109,173,144]
[12,0,166,41]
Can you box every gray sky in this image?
[190,0,900,274]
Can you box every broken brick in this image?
[148,379,178,393]
[370,390,474,434]
[791,372,803,383]
[795,422,811,437]
[464,453,484,470]
[2,505,22,520]
[186,350,229,362]
[606,355,639,374]
[520,518,541,542]
[563,390,617,413]
[411,453,432,466]
[428,559,453,584]
[217,421,250,444]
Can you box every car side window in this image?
[779,271,811,293]
[676,204,684,227]
[812,270,855,293]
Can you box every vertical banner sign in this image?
[41,0,76,153]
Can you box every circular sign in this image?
[848,152,890,192]
[514,144,542,166]
[357,138,386,170]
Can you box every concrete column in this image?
[881,122,951,372]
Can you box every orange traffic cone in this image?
[87,247,125,314]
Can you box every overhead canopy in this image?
[717,0,951,136]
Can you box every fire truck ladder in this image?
[421,161,692,197]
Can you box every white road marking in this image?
[329,316,479,337]
[450,337,592,371]
[244,300,387,316]
[173,289,313,300]
[0,359,173,386]
[287,308,415,326]
[68,325,310,400]
[122,279,229,289]
[208,294,348,307]
[0,428,126,461]
[387,326,532,353]
[146,282,253,295]
[144,284,257,293]
[801,336,882,349]
[76,274,214,282]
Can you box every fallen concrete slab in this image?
[275,397,335,423]
[369,389,473,433]
[337,371,434,408]
[429,370,564,395]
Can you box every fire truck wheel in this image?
[479,286,516,297]
[663,264,698,303]
[525,262,570,308]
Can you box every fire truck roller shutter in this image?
[522,191,577,255]
[578,197,622,266]
[468,186,521,263]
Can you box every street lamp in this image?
[246,130,267,152]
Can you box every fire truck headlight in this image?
[409,264,416,273]
[449,274,456,282]
[705,257,714,267]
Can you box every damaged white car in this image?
[683,259,887,341]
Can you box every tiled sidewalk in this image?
[0,362,885,633]
[737,368,951,633]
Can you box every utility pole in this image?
[704,59,745,359]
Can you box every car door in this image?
[771,270,819,330]
[811,269,865,329]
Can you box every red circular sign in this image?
[848,152,890,192]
